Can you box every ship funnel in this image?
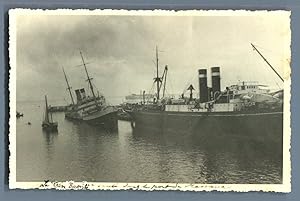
[198,69,208,103]
[211,67,221,98]
[75,88,86,103]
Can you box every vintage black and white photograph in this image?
[9,9,291,191]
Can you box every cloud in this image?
[15,13,290,103]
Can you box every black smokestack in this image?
[198,69,208,103]
[211,67,221,98]
[75,89,82,103]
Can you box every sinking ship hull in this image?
[83,111,118,127]
[129,110,283,146]
[65,107,118,129]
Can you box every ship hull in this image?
[42,122,58,132]
[83,111,118,128]
[65,110,118,129]
[129,110,283,147]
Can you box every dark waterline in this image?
[16,101,282,184]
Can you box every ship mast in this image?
[79,51,98,104]
[158,65,168,98]
[62,67,75,105]
[154,46,162,101]
[162,65,168,98]
[251,43,284,82]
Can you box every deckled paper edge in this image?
[8,8,292,192]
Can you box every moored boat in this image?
[42,95,58,132]
[127,45,284,146]
[16,111,23,118]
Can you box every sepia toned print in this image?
[9,9,291,192]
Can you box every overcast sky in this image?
[14,11,290,104]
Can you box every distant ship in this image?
[42,95,58,132]
[63,52,118,128]
[127,45,284,145]
[125,93,155,104]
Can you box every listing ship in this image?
[63,52,118,128]
[127,45,284,145]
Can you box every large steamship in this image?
[63,52,118,128]
[128,45,284,145]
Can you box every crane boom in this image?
[251,43,284,82]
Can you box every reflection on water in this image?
[16,101,282,184]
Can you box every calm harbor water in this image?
[16,101,282,184]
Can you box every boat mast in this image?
[44,95,49,123]
[79,51,98,104]
[62,67,75,105]
[251,43,284,82]
[50,111,53,123]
